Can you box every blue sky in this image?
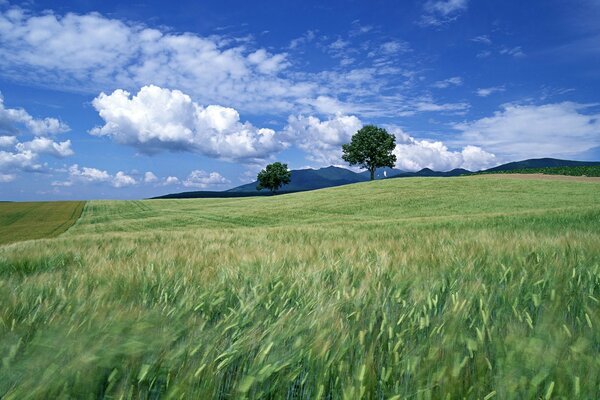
[1,0,599,200]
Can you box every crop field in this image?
[1,176,599,399]
[0,201,85,245]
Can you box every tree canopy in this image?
[342,125,397,180]
[256,162,292,193]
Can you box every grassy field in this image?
[478,165,600,177]
[1,176,599,399]
[0,201,85,245]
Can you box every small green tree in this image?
[342,125,397,180]
[256,162,292,193]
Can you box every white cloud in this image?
[380,40,411,55]
[0,95,74,182]
[90,85,286,162]
[425,0,468,15]
[414,101,469,113]
[0,135,17,147]
[143,171,158,183]
[0,7,313,114]
[183,170,229,188]
[16,137,74,157]
[471,35,492,45]
[499,46,525,57]
[0,173,15,182]
[329,39,350,50]
[55,164,138,188]
[163,176,180,186]
[476,86,505,97]
[283,113,495,170]
[283,113,362,165]
[112,171,136,188]
[420,0,468,26]
[288,30,316,49]
[453,102,600,159]
[0,150,42,173]
[68,164,110,182]
[391,128,496,171]
[0,93,69,135]
[432,76,463,89]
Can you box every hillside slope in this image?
[1,176,600,398]
[485,157,600,172]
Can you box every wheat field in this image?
[1,176,599,399]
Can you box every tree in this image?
[342,125,397,180]
[256,162,292,193]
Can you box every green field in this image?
[1,176,600,399]
[0,201,85,245]
[479,165,600,177]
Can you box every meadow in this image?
[0,201,85,245]
[1,176,599,399]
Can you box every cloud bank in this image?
[91,85,285,162]
[454,102,600,159]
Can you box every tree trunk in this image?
[370,167,375,181]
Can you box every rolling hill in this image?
[154,158,600,199]
[3,175,600,398]
[484,157,600,172]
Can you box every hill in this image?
[228,166,370,193]
[388,167,471,178]
[154,158,600,199]
[2,176,600,398]
[484,157,600,172]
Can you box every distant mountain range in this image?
[483,158,600,172]
[153,158,600,199]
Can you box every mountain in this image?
[483,158,600,172]
[228,166,369,193]
[358,167,405,180]
[387,168,471,178]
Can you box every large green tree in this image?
[256,162,292,193]
[342,125,397,180]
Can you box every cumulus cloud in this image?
[163,176,180,186]
[54,164,138,188]
[112,171,136,188]
[16,137,74,157]
[283,113,495,170]
[0,149,41,172]
[453,102,600,159]
[0,93,69,135]
[283,113,362,165]
[183,170,230,188]
[391,128,496,171]
[67,164,110,182]
[90,85,285,162]
[0,93,75,182]
[432,76,463,89]
[143,171,158,183]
